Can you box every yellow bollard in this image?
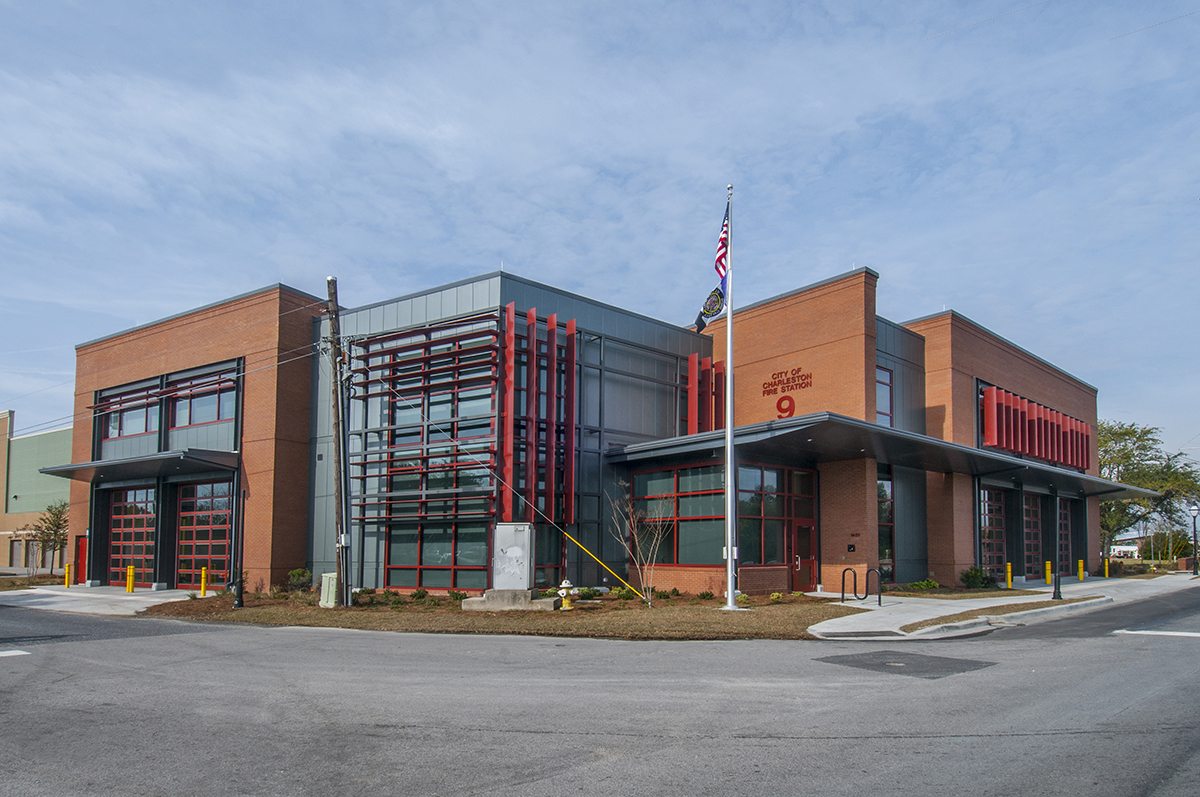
[1104,558,1109,578]
[1005,561,1012,590]
[126,564,135,593]
[1045,561,1052,585]
[200,566,207,598]
[65,563,71,588]
[1078,559,1085,582]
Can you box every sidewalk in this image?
[0,584,196,616]
[807,573,1200,640]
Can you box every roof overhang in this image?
[40,449,240,485]
[607,413,1156,501]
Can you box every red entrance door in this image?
[74,536,87,584]
[790,522,817,592]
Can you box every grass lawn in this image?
[0,575,61,591]
[899,596,1103,633]
[143,590,866,640]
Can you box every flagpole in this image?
[721,184,741,611]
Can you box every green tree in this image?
[1098,420,1200,552]
[31,500,70,572]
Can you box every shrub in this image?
[670,587,681,597]
[411,588,428,601]
[577,587,600,600]
[654,589,671,600]
[698,591,715,600]
[448,590,467,601]
[960,567,996,590]
[735,592,751,607]
[287,568,313,591]
[769,592,784,603]
[186,592,197,600]
[613,586,638,600]
[389,593,406,607]
[541,588,558,598]
[907,579,941,591]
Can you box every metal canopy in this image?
[607,412,1155,501]
[40,449,239,485]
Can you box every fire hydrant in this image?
[557,579,579,611]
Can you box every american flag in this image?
[714,202,730,279]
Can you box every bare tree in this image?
[607,480,673,606]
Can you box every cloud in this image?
[0,1,1197,447]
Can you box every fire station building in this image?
[45,268,1145,594]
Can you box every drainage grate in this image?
[816,650,996,680]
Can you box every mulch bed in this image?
[143,590,865,640]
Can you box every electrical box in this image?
[492,523,534,590]
[319,572,337,608]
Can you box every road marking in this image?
[1113,630,1200,638]
[0,650,31,657]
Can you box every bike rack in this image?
[841,566,883,606]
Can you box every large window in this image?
[169,370,237,429]
[875,366,893,427]
[877,470,895,582]
[631,463,816,566]
[99,389,159,440]
[351,314,501,590]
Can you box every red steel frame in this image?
[501,303,516,521]
[348,313,500,590]
[176,480,233,587]
[545,314,558,525]
[564,320,577,525]
[524,308,538,522]
[981,385,1091,470]
[108,487,156,587]
[1022,493,1042,578]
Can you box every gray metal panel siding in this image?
[876,317,926,435]
[893,465,928,583]
[167,422,236,452]
[499,276,709,360]
[100,435,158,461]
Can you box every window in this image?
[98,388,159,440]
[877,471,894,582]
[355,315,501,590]
[631,463,816,566]
[169,371,237,429]
[875,366,893,427]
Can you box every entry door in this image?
[791,522,817,592]
[74,536,87,584]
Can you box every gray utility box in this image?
[492,523,534,590]
[319,572,337,608]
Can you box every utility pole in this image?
[326,276,348,607]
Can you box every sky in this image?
[0,1,1196,455]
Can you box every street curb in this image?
[811,595,1114,641]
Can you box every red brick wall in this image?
[905,311,1102,578]
[705,270,877,424]
[66,286,322,588]
[925,471,976,585]
[817,458,876,589]
[903,312,1099,474]
[629,564,727,596]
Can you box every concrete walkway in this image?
[0,584,197,616]
[808,572,1200,640]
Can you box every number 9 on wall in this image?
[776,395,795,418]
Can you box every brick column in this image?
[817,458,877,590]
[925,471,975,585]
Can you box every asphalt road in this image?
[2,596,1199,797]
